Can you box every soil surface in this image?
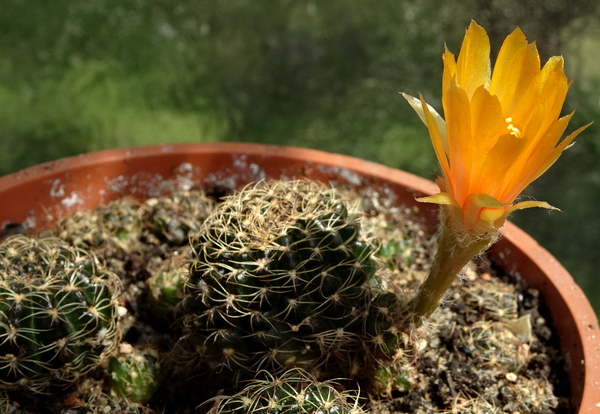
[0,183,570,414]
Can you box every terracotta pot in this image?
[0,142,598,412]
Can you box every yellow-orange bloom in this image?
[404,21,588,231]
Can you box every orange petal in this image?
[489,27,529,104]
[456,21,491,98]
[475,133,528,203]
[442,47,457,92]
[499,112,573,202]
[443,78,473,205]
[469,85,506,172]
[526,122,590,186]
[510,56,565,125]
[536,69,570,132]
[540,56,565,85]
[506,43,541,114]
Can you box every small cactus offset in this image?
[212,368,365,414]
[146,252,189,322]
[140,190,215,247]
[0,235,121,393]
[180,180,384,378]
[109,345,160,404]
[53,198,143,252]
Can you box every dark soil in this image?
[0,183,570,414]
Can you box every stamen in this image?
[505,117,522,138]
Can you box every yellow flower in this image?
[403,21,589,231]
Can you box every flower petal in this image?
[469,85,506,178]
[401,93,447,143]
[442,47,457,92]
[416,192,458,206]
[508,200,558,212]
[525,122,590,186]
[535,67,570,132]
[506,43,541,115]
[462,193,504,229]
[443,78,473,205]
[489,27,528,98]
[501,115,589,202]
[475,133,528,203]
[417,94,452,186]
[483,200,557,229]
[456,21,491,98]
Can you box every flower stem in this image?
[406,206,498,327]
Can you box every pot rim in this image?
[1,142,598,412]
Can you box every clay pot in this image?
[0,142,598,412]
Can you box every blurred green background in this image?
[1,0,599,314]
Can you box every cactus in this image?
[372,363,414,396]
[0,235,121,393]
[53,198,143,253]
[146,252,189,322]
[179,179,408,382]
[440,397,498,414]
[61,391,153,414]
[109,345,160,404]
[212,368,365,414]
[460,320,530,373]
[462,280,519,322]
[140,190,215,247]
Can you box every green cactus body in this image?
[109,346,159,404]
[147,253,189,321]
[181,180,385,378]
[364,292,410,361]
[373,363,415,396]
[0,236,121,393]
[213,368,365,414]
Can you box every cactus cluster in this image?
[179,180,406,382]
[0,178,558,414]
[0,235,121,393]
[53,190,214,256]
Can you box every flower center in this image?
[505,117,522,138]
